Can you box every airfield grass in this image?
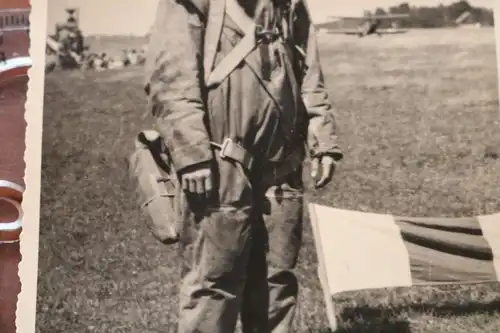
[37,28,500,333]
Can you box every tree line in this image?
[372,1,494,28]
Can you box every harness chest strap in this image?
[206,0,306,88]
[180,0,306,176]
[210,0,305,177]
[209,137,304,185]
[209,138,255,171]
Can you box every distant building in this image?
[0,1,30,61]
[0,9,30,32]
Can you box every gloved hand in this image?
[310,155,337,189]
[307,116,342,189]
[180,161,213,197]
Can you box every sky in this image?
[46,0,496,36]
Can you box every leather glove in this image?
[310,154,337,189]
[179,161,213,198]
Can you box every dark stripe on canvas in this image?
[394,216,498,283]
[396,216,484,235]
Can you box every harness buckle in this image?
[219,137,233,160]
[255,25,279,44]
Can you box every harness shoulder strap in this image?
[203,0,226,85]
[205,0,259,88]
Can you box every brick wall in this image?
[0,0,29,10]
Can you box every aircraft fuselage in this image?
[359,20,382,37]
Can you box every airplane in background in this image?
[319,13,410,37]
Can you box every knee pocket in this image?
[198,206,253,280]
[263,186,304,270]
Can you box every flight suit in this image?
[144,0,342,332]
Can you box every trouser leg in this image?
[241,168,304,333]
[240,215,270,333]
[177,156,255,333]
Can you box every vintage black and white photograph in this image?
[37,0,499,332]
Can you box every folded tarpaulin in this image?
[309,203,500,293]
[307,203,500,330]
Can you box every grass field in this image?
[37,28,500,333]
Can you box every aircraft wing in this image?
[329,16,364,21]
[330,13,410,20]
[369,14,410,19]
[325,29,362,35]
[376,28,408,34]
[323,27,409,36]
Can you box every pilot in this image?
[145,0,343,332]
